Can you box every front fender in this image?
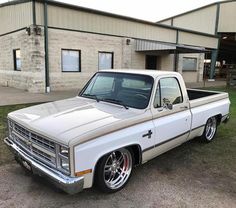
[73,129,144,188]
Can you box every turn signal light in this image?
[75,169,92,177]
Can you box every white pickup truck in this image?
[5,69,230,194]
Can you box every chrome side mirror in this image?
[158,102,173,112]
[166,103,173,110]
[163,98,173,110]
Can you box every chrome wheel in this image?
[103,148,132,190]
[205,117,217,141]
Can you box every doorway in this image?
[146,55,157,70]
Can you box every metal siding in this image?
[173,5,217,35]
[35,2,44,25]
[158,19,172,26]
[45,5,176,43]
[218,2,236,32]
[178,31,218,49]
[0,2,32,35]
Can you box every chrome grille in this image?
[10,121,56,167]
[32,147,56,164]
[31,133,55,151]
[14,123,30,139]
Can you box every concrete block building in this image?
[0,0,220,93]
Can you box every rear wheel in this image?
[95,148,133,193]
[201,116,218,142]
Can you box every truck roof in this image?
[100,69,180,79]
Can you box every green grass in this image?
[0,103,38,165]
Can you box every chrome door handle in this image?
[180,106,188,109]
[142,130,153,139]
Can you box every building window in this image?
[13,49,21,71]
[98,52,113,70]
[61,49,81,72]
[182,57,197,71]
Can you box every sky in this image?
[0,0,225,21]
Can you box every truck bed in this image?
[187,89,218,100]
[187,89,229,108]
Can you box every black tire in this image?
[95,148,133,193]
[201,116,218,143]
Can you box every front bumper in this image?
[4,137,84,194]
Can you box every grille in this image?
[10,121,56,167]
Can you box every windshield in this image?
[80,72,154,109]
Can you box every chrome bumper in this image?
[4,137,84,194]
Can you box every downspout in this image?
[32,0,36,26]
[210,3,221,80]
[44,1,50,93]
[174,30,179,72]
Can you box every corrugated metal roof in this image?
[135,39,208,53]
[136,39,176,51]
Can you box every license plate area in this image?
[22,159,32,172]
[15,154,32,173]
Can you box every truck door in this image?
[151,76,191,157]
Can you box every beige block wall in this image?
[0,28,203,92]
[0,27,45,93]
[47,29,149,91]
[159,54,175,71]
[46,29,202,90]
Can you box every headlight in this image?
[60,146,69,157]
[58,145,70,172]
[61,158,69,170]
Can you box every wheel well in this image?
[215,114,222,125]
[127,144,142,167]
[94,144,142,173]
[93,144,142,186]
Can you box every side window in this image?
[154,82,161,108]
[154,77,183,108]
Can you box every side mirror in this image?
[163,98,173,110]
[157,102,173,112]
[166,103,173,110]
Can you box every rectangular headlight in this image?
[58,145,70,172]
[60,146,69,157]
[61,158,69,170]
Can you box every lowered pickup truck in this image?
[4,70,230,194]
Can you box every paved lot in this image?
[0,86,78,106]
[0,138,235,208]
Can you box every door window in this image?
[154,77,183,108]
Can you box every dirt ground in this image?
[0,138,235,208]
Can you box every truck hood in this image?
[8,97,151,146]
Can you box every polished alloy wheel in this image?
[103,148,132,190]
[205,117,217,141]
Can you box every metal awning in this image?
[136,39,176,52]
[176,44,209,53]
[135,39,209,53]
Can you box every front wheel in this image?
[201,116,218,142]
[95,148,133,193]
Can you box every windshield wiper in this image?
[82,94,100,102]
[101,98,129,110]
